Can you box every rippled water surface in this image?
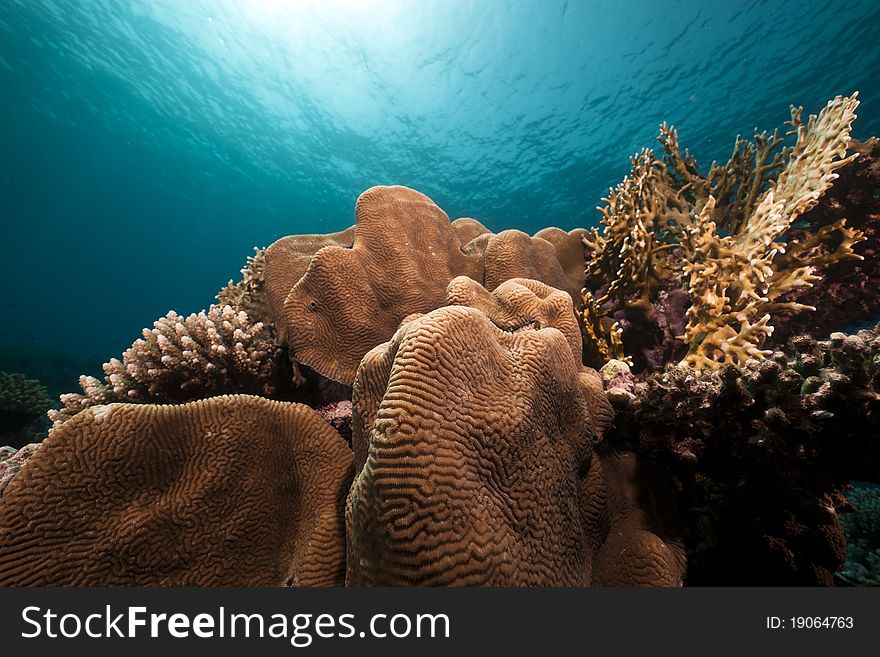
[2,0,880,372]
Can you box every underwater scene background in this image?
[3,0,880,372]
[1,0,880,587]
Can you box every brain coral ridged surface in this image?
[264,226,357,342]
[0,395,353,586]
[346,277,681,585]
[265,185,588,384]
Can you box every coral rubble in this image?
[606,324,880,584]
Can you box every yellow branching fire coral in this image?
[582,93,866,369]
[584,150,683,316]
[578,289,630,366]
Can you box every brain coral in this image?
[264,226,357,342]
[264,185,587,385]
[0,395,353,586]
[346,277,682,586]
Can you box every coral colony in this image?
[0,93,878,586]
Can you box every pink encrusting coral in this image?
[0,443,40,498]
[317,400,353,446]
[48,305,286,430]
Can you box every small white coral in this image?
[49,305,283,430]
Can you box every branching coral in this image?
[579,289,630,367]
[584,150,683,316]
[0,372,52,446]
[0,372,51,422]
[49,305,286,430]
[769,138,880,345]
[676,95,864,369]
[583,94,867,370]
[658,108,797,230]
[215,246,274,327]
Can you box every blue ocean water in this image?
[2,0,880,386]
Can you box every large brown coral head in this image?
[0,395,353,586]
[280,186,481,386]
[266,185,588,385]
[445,276,585,365]
[346,278,679,586]
[264,226,357,343]
[348,305,603,585]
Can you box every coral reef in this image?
[347,277,683,586]
[264,185,588,385]
[836,483,880,586]
[0,371,51,447]
[48,305,289,430]
[4,127,877,587]
[606,323,880,584]
[583,94,866,370]
[0,395,353,586]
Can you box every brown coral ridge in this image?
[346,277,683,586]
[0,395,353,586]
[263,226,357,342]
[264,185,588,385]
[605,325,880,585]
